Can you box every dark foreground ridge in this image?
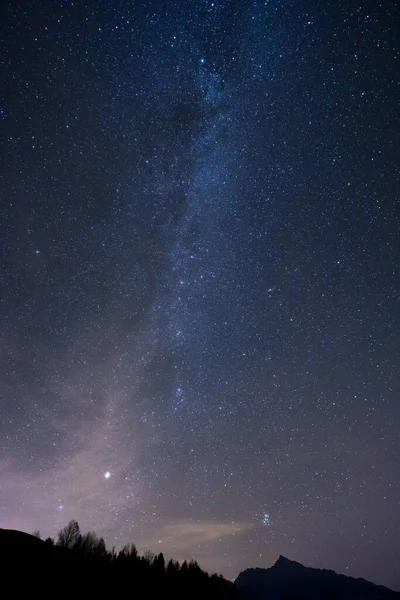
[1,525,399,600]
[235,555,400,600]
[0,524,241,599]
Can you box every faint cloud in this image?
[141,520,252,554]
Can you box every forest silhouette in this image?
[0,520,241,599]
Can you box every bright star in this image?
[104,471,111,479]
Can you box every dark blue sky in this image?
[1,0,399,589]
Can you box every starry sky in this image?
[1,0,399,590]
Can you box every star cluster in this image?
[1,0,399,590]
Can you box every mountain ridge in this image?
[235,555,400,600]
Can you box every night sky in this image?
[1,0,399,590]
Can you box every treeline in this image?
[13,520,242,599]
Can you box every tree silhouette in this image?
[44,537,54,546]
[166,558,180,574]
[56,519,81,549]
[118,542,138,561]
[75,531,107,557]
[153,552,165,575]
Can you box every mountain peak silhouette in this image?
[274,555,300,567]
[236,556,400,600]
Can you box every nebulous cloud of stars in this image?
[1,0,399,590]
